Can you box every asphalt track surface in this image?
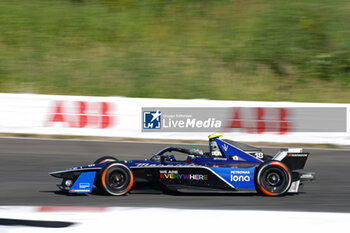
[0,137,349,213]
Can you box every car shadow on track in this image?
[40,190,89,196]
[40,190,301,197]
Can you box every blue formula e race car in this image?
[50,133,315,196]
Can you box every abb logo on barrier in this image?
[226,107,290,134]
[45,101,114,129]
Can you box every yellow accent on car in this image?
[208,133,223,139]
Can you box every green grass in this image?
[0,0,350,102]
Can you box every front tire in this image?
[94,156,118,164]
[98,163,134,196]
[255,161,291,196]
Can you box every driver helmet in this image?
[187,148,203,162]
[189,148,203,155]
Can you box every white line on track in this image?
[0,136,206,145]
[0,206,348,233]
[0,136,350,151]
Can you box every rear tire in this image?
[94,156,118,164]
[255,161,291,196]
[98,163,134,196]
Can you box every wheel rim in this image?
[266,171,281,186]
[109,171,126,189]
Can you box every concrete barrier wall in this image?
[0,93,348,144]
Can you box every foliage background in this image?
[1,0,350,102]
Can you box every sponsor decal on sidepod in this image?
[159,170,208,180]
[230,170,250,182]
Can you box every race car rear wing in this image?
[273,148,309,170]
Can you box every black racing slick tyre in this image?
[255,161,292,196]
[98,163,134,196]
[94,156,118,164]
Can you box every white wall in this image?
[0,93,348,145]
